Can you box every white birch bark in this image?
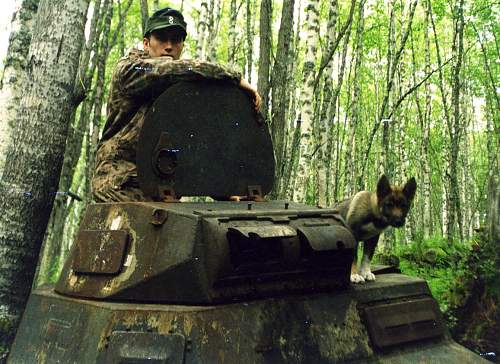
[344,0,365,197]
[292,0,320,202]
[447,0,465,243]
[228,0,238,63]
[316,0,338,207]
[0,0,40,176]
[0,0,90,356]
[196,0,209,59]
[422,0,432,238]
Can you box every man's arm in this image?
[239,78,262,111]
[116,56,242,100]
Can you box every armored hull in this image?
[10,274,482,363]
[9,201,484,364]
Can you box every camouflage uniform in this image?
[92,49,241,202]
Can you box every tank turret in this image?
[9,80,485,363]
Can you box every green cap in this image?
[144,7,187,38]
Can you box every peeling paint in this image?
[110,215,122,230]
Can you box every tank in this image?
[8,80,485,363]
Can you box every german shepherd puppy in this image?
[334,175,417,283]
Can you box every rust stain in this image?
[218,349,225,363]
[182,316,195,336]
[97,313,118,350]
[313,301,372,360]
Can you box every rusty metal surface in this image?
[9,275,487,364]
[362,297,444,350]
[55,201,355,303]
[73,230,129,275]
[228,225,297,238]
[96,331,186,363]
[136,81,275,199]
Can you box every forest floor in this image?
[379,235,499,363]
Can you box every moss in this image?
[380,234,500,357]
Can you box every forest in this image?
[0,0,498,361]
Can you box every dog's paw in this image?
[360,270,376,281]
[350,273,365,284]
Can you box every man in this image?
[92,7,261,202]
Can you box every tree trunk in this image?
[447,0,465,243]
[270,0,295,198]
[153,0,159,12]
[0,0,40,175]
[0,0,90,358]
[422,0,432,237]
[315,0,338,206]
[196,0,209,59]
[228,0,238,63]
[140,0,149,36]
[381,0,396,179]
[292,0,320,202]
[343,0,364,197]
[326,26,352,205]
[280,1,302,199]
[245,0,255,82]
[206,0,223,62]
[87,0,114,200]
[487,176,499,249]
[257,0,271,119]
[117,0,125,56]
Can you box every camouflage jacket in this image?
[92,49,241,202]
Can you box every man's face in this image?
[143,28,185,59]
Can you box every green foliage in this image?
[387,233,500,354]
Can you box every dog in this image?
[334,175,417,283]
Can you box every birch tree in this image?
[316,0,338,206]
[196,0,209,59]
[140,0,149,35]
[292,0,320,202]
[0,0,90,357]
[446,0,465,243]
[316,0,356,205]
[270,0,295,197]
[228,0,238,63]
[257,0,271,119]
[343,0,365,196]
[245,0,255,82]
[0,0,40,175]
[421,0,433,237]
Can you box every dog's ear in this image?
[377,175,392,200]
[403,177,417,201]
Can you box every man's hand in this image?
[239,78,262,111]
